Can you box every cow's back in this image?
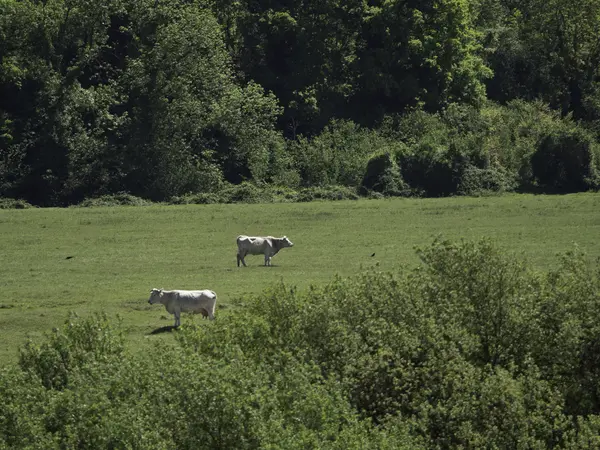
[238,236,270,253]
[177,289,216,311]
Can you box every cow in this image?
[236,235,294,267]
[148,288,217,327]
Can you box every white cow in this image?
[236,235,294,267]
[148,288,217,326]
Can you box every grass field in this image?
[1,193,599,365]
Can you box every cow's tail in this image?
[210,290,217,320]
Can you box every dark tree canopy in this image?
[1,0,599,205]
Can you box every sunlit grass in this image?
[1,193,599,364]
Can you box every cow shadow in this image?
[149,325,178,335]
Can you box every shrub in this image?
[289,120,390,188]
[360,150,407,196]
[76,193,153,207]
[457,165,518,196]
[296,185,360,202]
[531,128,600,192]
[0,367,54,448]
[0,198,34,209]
[397,144,465,196]
[387,109,483,196]
[18,313,124,390]
[179,238,597,447]
[265,185,300,202]
[481,100,567,189]
[219,182,274,203]
[535,247,600,416]
[3,312,418,449]
[169,192,222,205]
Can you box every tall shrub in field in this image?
[381,101,599,195]
[385,108,485,196]
[531,128,600,192]
[289,119,388,188]
[360,149,407,196]
[481,100,565,188]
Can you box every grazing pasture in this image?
[1,193,599,364]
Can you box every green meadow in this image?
[1,193,599,364]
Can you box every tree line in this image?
[1,0,599,206]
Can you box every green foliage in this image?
[385,106,489,196]
[296,185,360,202]
[458,165,518,196]
[2,311,418,449]
[0,198,33,209]
[1,0,600,204]
[18,313,124,390]
[290,120,378,187]
[75,193,154,207]
[0,0,283,205]
[176,238,600,446]
[3,239,600,447]
[360,150,407,196]
[536,247,600,416]
[480,0,600,120]
[531,128,600,192]
[169,192,222,205]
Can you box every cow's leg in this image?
[174,310,181,327]
[237,252,241,267]
[241,251,247,267]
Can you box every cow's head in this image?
[148,288,163,304]
[282,236,294,248]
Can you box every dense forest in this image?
[1,0,600,205]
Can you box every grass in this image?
[1,193,599,364]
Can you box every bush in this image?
[360,150,407,196]
[169,192,222,205]
[531,128,600,192]
[387,109,483,196]
[18,313,124,390]
[0,198,34,209]
[398,144,465,196]
[481,100,567,189]
[289,120,393,188]
[219,182,274,203]
[457,165,518,196]
[296,185,360,202]
[76,193,153,207]
[2,313,418,449]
